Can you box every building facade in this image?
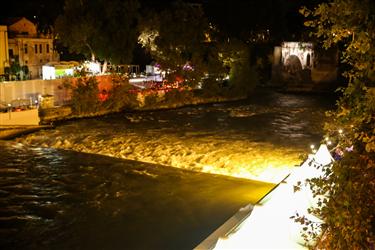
[0,25,9,76]
[2,17,59,79]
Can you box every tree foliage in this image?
[55,0,139,64]
[69,77,101,114]
[301,0,375,82]
[138,1,215,87]
[138,1,257,93]
[297,0,375,248]
[204,0,288,42]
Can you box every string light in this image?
[338,129,343,134]
[310,144,315,149]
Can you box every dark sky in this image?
[0,0,326,42]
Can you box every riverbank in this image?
[39,93,248,124]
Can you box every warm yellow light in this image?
[212,145,332,250]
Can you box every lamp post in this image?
[7,103,11,119]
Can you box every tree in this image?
[138,1,214,87]
[296,0,375,248]
[55,0,97,60]
[138,1,257,94]
[55,0,140,69]
[93,0,140,65]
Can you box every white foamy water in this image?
[17,90,332,183]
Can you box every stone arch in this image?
[284,55,302,75]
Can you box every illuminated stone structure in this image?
[0,25,9,76]
[281,42,314,71]
[3,17,59,79]
[272,41,338,92]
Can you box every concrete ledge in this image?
[0,109,40,125]
[194,204,254,250]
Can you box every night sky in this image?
[0,0,326,64]
[0,0,326,40]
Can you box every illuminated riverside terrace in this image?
[0,90,334,249]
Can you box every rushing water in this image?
[0,89,335,249]
[17,89,334,183]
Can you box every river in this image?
[0,89,335,249]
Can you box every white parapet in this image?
[196,144,333,249]
[0,108,40,126]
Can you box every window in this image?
[35,44,38,53]
[9,49,13,57]
[24,44,28,54]
[39,44,42,53]
[46,44,50,53]
[306,53,311,67]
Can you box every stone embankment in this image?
[0,125,52,140]
[39,94,247,124]
[1,93,246,139]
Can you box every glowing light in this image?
[85,61,101,74]
[325,137,329,141]
[338,129,343,134]
[212,145,332,249]
[327,141,332,145]
[182,63,193,71]
[42,65,56,80]
[310,144,315,149]
[281,42,314,69]
[314,144,334,166]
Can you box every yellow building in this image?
[0,25,9,76]
[4,17,59,79]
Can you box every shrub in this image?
[162,89,194,105]
[70,77,101,114]
[228,48,258,97]
[104,77,139,111]
[144,92,159,108]
[295,1,375,248]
